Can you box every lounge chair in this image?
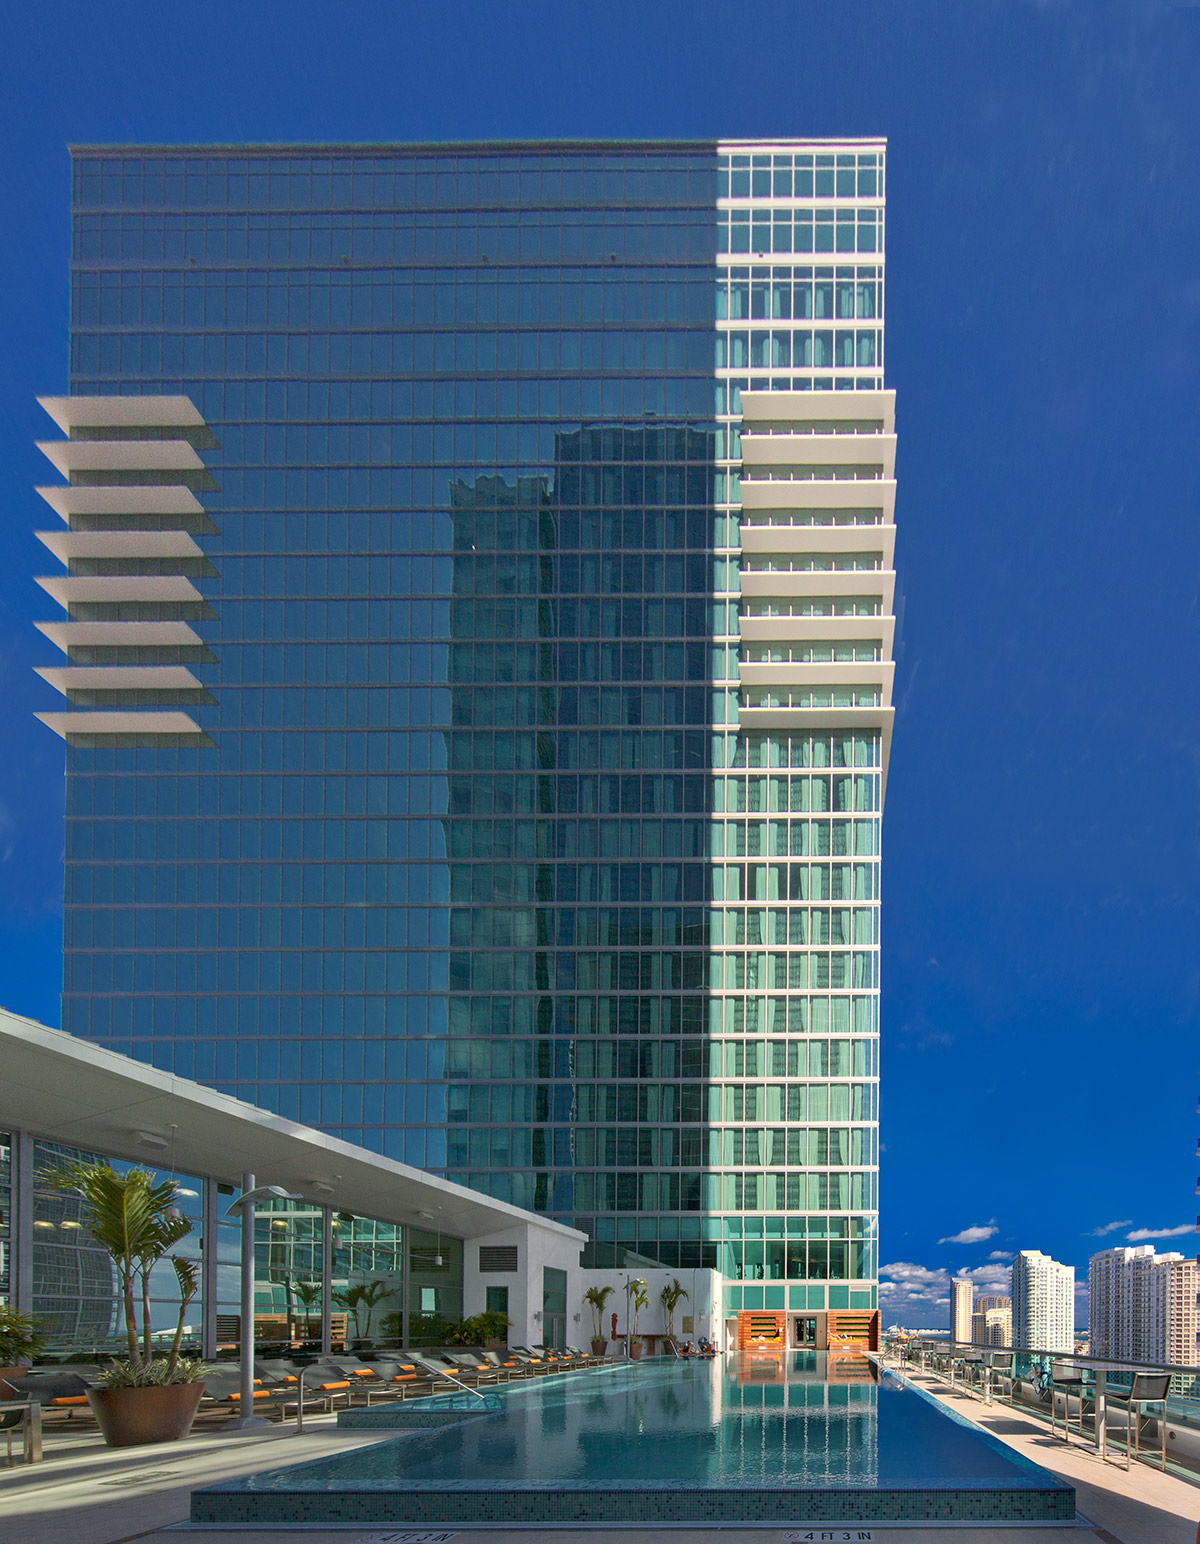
[3,1371,95,1424]
[444,1352,507,1383]
[479,1348,527,1374]
[415,1357,493,1388]
[202,1367,290,1418]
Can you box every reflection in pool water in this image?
[240,1351,1061,1492]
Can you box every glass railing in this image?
[882,1336,1200,1477]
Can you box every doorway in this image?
[541,1266,567,1349]
[796,1315,818,1346]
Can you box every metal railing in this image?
[428,1367,492,1404]
[883,1336,1200,1475]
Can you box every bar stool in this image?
[1106,1373,1172,1470]
[1049,1361,1086,1442]
[986,1351,1014,1405]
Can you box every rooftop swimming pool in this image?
[191,1352,1075,1527]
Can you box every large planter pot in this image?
[590,1338,607,1358]
[87,1382,206,1448]
[628,1338,643,1361]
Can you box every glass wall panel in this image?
[30,1141,203,1356]
[253,1196,324,1350]
[406,1226,463,1342]
[60,140,884,1305]
[332,1210,403,1350]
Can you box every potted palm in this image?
[583,1284,614,1357]
[624,1278,649,1360]
[659,1278,689,1350]
[45,1160,206,1447]
[0,1305,46,1388]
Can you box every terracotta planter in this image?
[628,1338,643,1360]
[87,1382,206,1448]
[590,1338,607,1357]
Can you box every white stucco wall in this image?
[577,1266,723,1354]
[461,1221,585,1348]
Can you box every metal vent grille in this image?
[479,1245,518,1273]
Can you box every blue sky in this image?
[0,0,1196,1327]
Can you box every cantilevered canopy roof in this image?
[0,1007,583,1245]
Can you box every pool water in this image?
[192,1352,1076,1526]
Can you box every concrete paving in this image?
[0,1415,398,1544]
[0,1369,1196,1544]
[896,1366,1200,1544]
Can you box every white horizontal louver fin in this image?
[31,395,220,746]
[736,387,897,777]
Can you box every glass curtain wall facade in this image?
[48,139,890,1316]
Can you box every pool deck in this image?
[0,1369,1195,1544]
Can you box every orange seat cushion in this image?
[227,1390,271,1402]
[319,1381,350,1390]
[50,1395,90,1406]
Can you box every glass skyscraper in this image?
[35,139,894,1324]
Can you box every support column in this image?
[239,1174,255,1407]
[400,1226,411,1349]
[223,1174,269,1429]
[320,1205,333,1355]
[12,1131,34,1315]
[201,1176,219,1361]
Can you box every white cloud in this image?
[938,1223,998,1245]
[960,1262,1012,1293]
[1089,1219,1132,1236]
[988,1250,1013,1260]
[880,1261,947,1290]
[878,1258,1012,1327]
[1127,1224,1195,1241]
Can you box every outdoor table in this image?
[0,1399,43,1463]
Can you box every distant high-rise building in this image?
[971,1293,1012,1347]
[1089,1245,1198,1365]
[1012,1250,1074,1352]
[950,1276,972,1343]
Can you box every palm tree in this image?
[659,1278,689,1343]
[583,1284,614,1344]
[625,1278,650,1344]
[44,1161,199,1382]
[334,1279,393,1342]
[292,1280,321,1339]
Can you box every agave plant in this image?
[44,1160,204,1387]
[101,1355,207,1388]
